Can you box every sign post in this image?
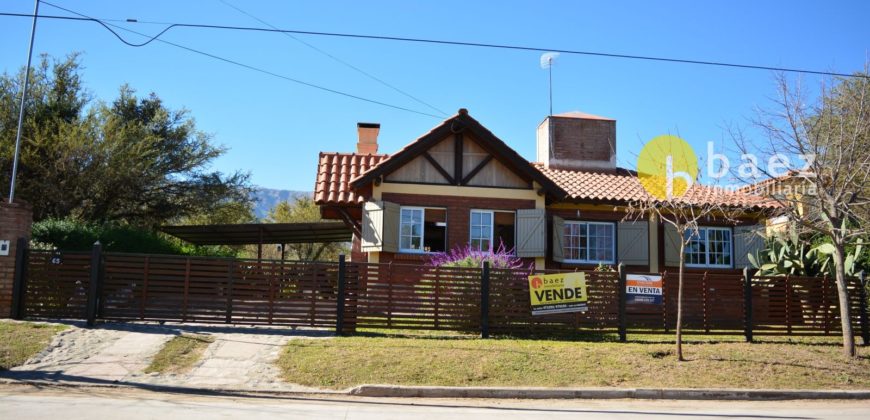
[528,272,588,315]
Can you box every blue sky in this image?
[1,0,868,191]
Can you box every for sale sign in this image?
[626,274,663,305]
[527,272,588,315]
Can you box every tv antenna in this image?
[540,52,559,116]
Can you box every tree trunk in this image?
[677,240,686,361]
[831,241,857,358]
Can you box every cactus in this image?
[749,232,865,277]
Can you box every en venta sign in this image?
[626,274,663,305]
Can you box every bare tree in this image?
[731,69,870,357]
[625,195,741,361]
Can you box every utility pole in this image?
[9,0,40,204]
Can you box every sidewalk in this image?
[2,321,869,400]
[2,321,331,391]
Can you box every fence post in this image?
[480,261,490,339]
[743,267,753,342]
[617,263,627,342]
[335,254,347,335]
[225,259,234,324]
[858,271,869,346]
[86,241,103,327]
[10,237,29,319]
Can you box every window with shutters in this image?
[399,207,446,253]
[563,221,615,264]
[469,210,515,252]
[684,226,732,268]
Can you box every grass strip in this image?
[145,333,214,374]
[277,335,870,389]
[0,321,67,370]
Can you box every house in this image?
[738,171,816,236]
[315,109,775,272]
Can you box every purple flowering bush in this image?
[427,242,530,270]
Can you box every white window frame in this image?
[684,226,733,269]
[399,206,426,254]
[468,209,518,253]
[469,209,495,252]
[563,221,616,264]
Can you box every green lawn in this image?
[0,321,67,370]
[276,333,870,390]
[145,334,214,374]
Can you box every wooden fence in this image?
[11,245,870,342]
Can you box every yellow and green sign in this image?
[527,272,588,315]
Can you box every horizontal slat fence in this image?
[99,253,341,328]
[488,269,619,335]
[349,262,481,332]
[23,251,91,319]
[751,275,865,336]
[19,248,869,340]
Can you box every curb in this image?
[348,385,870,400]
[3,379,870,400]
[0,379,342,398]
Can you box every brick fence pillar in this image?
[0,201,33,318]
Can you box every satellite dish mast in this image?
[540,52,560,116]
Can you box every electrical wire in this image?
[2,6,866,79]
[217,0,447,116]
[34,2,443,119]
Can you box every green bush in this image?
[31,218,236,256]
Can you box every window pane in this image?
[400,208,424,252]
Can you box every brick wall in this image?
[538,116,616,171]
[378,193,536,265]
[0,201,33,318]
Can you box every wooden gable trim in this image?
[349,110,567,199]
[454,133,463,186]
[461,154,494,185]
[421,151,455,184]
[350,122,454,187]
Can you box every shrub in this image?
[30,218,236,256]
[427,243,530,270]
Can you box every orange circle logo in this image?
[531,277,543,289]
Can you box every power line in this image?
[1,9,866,79]
[217,0,447,116]
[33,2,443,119]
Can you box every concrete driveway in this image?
[3,321,331,391]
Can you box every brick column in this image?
[0,201,33,317]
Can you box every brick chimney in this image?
[356,122,380,154]
[536,111,616,171]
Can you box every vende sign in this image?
[626,274,663,305]
[527,272,588,316]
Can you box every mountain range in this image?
[252,188,311,218]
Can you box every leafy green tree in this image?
[258,196,348,261]
[0,53,252,227]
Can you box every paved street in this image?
[1,386,869,420]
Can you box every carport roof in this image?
[160,222,353,245]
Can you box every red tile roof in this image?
[314,152,388,205]
[534,164,779,209]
